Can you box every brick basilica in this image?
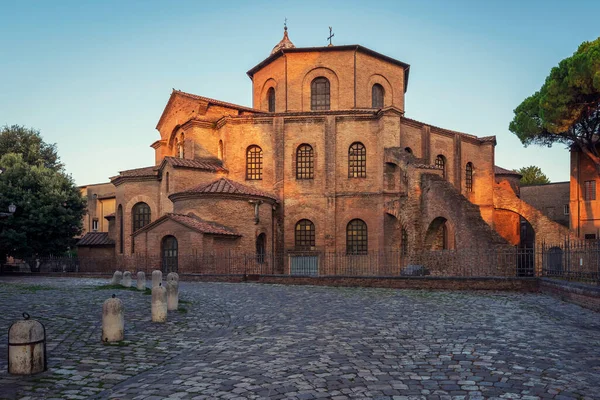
[77,27,569,274]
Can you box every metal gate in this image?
[289,255,319,276]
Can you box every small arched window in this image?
[267,87,276,112]
[347,219,368,254]
[372,84,384,108]
[435,155,446,179]
[246,145,263,180]
[218,140,223,160]
[118,205,123,254]
[256,233,266,264]
[311,77,330,110]
[296,144,314,179]
[295,219,316,250]
[404,147,413,154]
[466,162,474,192]
[132,202,151,232]
[348,142,366,178]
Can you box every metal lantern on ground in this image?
[8,313,47,375]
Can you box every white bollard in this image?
[122,271,132,288]
[166,280,179,311]
[151,270,162,288]
[8,313,46,375]
[151,283,167,323]
[167,272,179,284]
[136,271,146,291]
[102,294,124,342]
[111,271,122,285]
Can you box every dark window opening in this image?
[256,233,266,263]
[435,155,446,179]
[348,142,366,178]
[267,87,276,112]
[132,202,151,232]
[162,235,178,273]
[296,144,314,179]
[372,84,384,108]
[346,219,368,254]
[295,219,316,250]
[466,162,474,192]
[311,77,330,110]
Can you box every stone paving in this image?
[0,277,599,400]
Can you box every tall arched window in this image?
[295,219,316,250]
[435,155,446,179]
[256,233,266,264]
[311,77,330,110]
[132,202,151,232]
[218,140,223,160]
[348,142,366,178]
[296,144,314,179]
[267,87,276,112]
[466,162,474,192]
[372,84,384,108]
[162,235,178,273]
[118,205,123,254]
[246,145,263,180]
[346,219,368,255]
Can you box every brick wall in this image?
[520,182,570,228]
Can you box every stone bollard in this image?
[151,283,167,323]
[136,271,146,291]
[122,271,132,288]
[151,270,162,288]
[166,280,179,311]
[8,313,47,375]
[167,272,179,284]
[111,271,123,285]
[102,294,124,343]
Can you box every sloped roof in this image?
[176,177,278,201]
[161,156,227,172]
[115,166,158,178]
[105,213,115,219]
[76,232,115,247]
[494,166,522,177]
[132,213,240,237]
[172,90,260,113]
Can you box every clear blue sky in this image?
[1,0,598,185]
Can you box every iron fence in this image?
[540,240,600,285]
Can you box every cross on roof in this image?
[327,26,334,46]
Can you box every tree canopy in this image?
[0,125,63,171]
[509,37,600,169]
[0,131,85,259]
[515,165,551,186]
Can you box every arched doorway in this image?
[256,233,266,264]
[517,217,535,277]
[162,235,178,273]
[424,217,452,250]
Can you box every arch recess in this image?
[366,74,394,108]
[301,67,339,111]
[259,78,278,111]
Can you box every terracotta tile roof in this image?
[76,232,115,247]
[162,157,227,172]
[132,213,240,237]
[173,90,260,113]
[117,166,158,178]
[182,177,278,200]
[495,166,522,177]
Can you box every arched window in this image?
[348,142,366,178]
[177,133,185,158]
[246,145,263,180]
[404,147,413,154]
[256,233,266,264]
[372,84,384,108]
[466,162,474,192]
[435,155,446,179]
[295,219,316,250]
[296,144,314,179]
[267,87,276,112]
[346,219,368,255]
[118,205,123,254]
[311,77,330,110]
[218,140,223,160]
[401,228,408,256]
[162,235,178,273]
[132,202,151,232]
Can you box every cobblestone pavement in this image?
[0,277,599,400]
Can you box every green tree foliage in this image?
[509,37,600,168]
[515,165,551,185]
[0,125,63,171]
[0,153,85,258]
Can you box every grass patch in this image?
[179,299,192,304]
[102,340,130,347]
[177,307,188,313]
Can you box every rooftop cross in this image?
[284,17,287,31]
[327,26,334,46]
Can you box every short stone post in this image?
[151,283,167,323]
[122,271,132,288]
[136,271,146,291]
[101,294,124,343]
[151,270,162,288]
[166,280,179,311]
[111,271,122,285]
[8,313,47,375]
[167,272,179,283]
